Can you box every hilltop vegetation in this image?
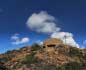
[0,43,86,70]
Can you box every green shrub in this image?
[81,63,86,70]
[63,62,81,70]
[0,55,15,63]
[22,54,41,66]
[69,47,82,57]
[31,43,41,51]
[42,64,58,70]
[35,63,58,70]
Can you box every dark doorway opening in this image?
[47,44,56,47]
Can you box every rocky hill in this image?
[0,43,86,70]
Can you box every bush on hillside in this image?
[0,54,15,63]
[81,63,86,70]
[31,43,41,51]
[69,47,82,57]
[22,53,41,67]
[40,64,58,70]
[63,62,81,70]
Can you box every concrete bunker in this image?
[43,38,63,52]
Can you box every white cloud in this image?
[21,38,29,43]
[81,40,86,48]
[11,34,19,40]
[51,32,79,48]
[35,40,43,45]
[26,11,79,48]
[11,34,30,45]
[26,11,60,33]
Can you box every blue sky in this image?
[0,0,86,53]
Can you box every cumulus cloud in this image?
[26,11,79,48]
[11,34,30,45]
[51,32,79,48]
[26,11,60,33]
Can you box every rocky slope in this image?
[0,44,86,70]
